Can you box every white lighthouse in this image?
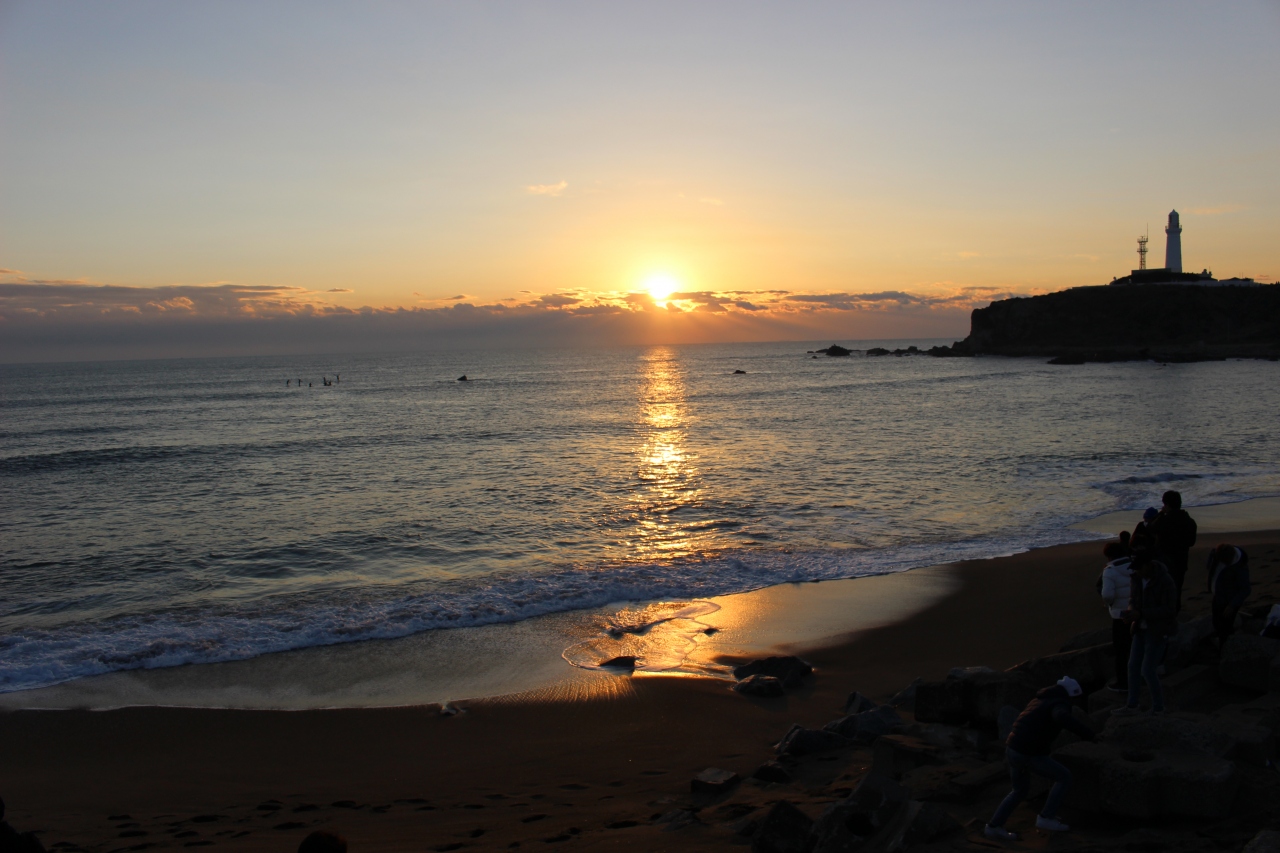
[1165,209,1182,273]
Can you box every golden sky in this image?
[2,2,1278,359]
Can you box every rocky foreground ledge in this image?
[663,607,1280,852]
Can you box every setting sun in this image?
[645,274,680,305]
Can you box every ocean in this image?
[2,342,1279,698]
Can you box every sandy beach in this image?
[3,522,1280,852]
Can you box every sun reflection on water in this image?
[628,346,705,561]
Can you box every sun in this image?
[645,274,680,304]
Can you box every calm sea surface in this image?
[2,342,1278,693]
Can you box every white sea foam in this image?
[0,528,1102,694]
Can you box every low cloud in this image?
[326,288,353,293]
[526,180,568,197]
[0,279,1004,363]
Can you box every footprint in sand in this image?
[520,814,547,823]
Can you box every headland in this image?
[928,283,1280,363]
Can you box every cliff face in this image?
[957,285,1280,361]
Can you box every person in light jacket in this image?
[1114,550,1178,716]
[1207,544,1250,648]
[1099,541,1134,692]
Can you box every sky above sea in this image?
[1,2,1279,362]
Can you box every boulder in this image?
[821,345,853,357]
[750,761,792,784]
[733,369,747,374]
[810,774,910,853]
[1164,615,1216,668]
[691,767,740,795]
[913,680,965,725]
[865,347,890,357]
[750,801,813,853]
[903,801,961,846]
[1219,634,1280,691]
[842,690,876,715]
[870,735,941,779]
[1244,830,1280,853]
[1102,712,1236,758]
[655,808,700,831]
[915,668,1038,728]
[734,675,786,698]
[889,677,921,710]
[945,761,1010,803]
[734,656,813,688]
[1007,644,1111,694]
[776,724,849,757]
[996,704,1019,744]
[598,656,637,670]
[824,705,904,744]
[1054,740,1238,818]
[1059,628,1111,652]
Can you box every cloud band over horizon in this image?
[0,279,1013,363]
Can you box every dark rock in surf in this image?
[733,369,747,374]
[599,656,638,671]
[734,675,786,697]
[865,347,891,356]
[457,375,469,381]
[821,344,853,357]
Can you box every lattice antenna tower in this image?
[1137,226,1149,270]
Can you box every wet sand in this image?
[3,527,1279,851]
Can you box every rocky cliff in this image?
[944,284,1280,362]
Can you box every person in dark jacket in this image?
[1148,490,1197,612]
[1115,550,1178,716]
[1207,544,1250,647]
[984,677,1095,841]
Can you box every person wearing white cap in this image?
[984,676,1096,842]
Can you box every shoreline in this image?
[4,516,1279,850]
[6,496,1278,712]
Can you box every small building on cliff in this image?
[1109,209,1231,286]
[1105,208,1264,285]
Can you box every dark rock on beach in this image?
[733,674,786,697]
[733,656,812,688]
[691,767,740,795]
[775,724,848,757]
[750,761,792,784]
[750,801,813,853]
